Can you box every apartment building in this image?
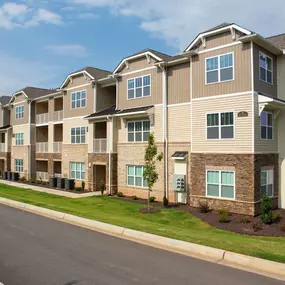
[1,22,285,215]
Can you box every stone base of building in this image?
[0,152,11,172]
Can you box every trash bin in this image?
[50,177,57,188]
[57,177,65,189]
[8,172,13,181]
[4,171,8,180]
[65,179,75,190]
[12,172,19,181]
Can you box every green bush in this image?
[240,216,251,224]
[149,196,156,203]
[132,195,138,200]
[272,212,281,223]
[218,208,229,223]
[260,195,273,224]
[81,181,85,191]
[100,181,105,195]
[117,192,124,197]
[198,200,211,213]
[163,196,169,207]
[21,176,26,182]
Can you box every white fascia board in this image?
[9,91,28,104]
[114,111,147,117]
[60,70,94,89]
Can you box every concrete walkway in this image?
[0,180,102,198]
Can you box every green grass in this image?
[0,183,285,263]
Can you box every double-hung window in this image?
[128,75,151,99]
[70,162,85,180]
[206,53,233,84]
[207,170,235,199]
[71,127,86,144]
[207,112,234,139]
[15,159,23,173]
[128,120,150,142]
[127,165,147,188]
[15,106,24,119]
[15,133,24,145]
[261,169,274,197]
[260,111,273,140]
[71,90,86,109]
[259,52,273,84]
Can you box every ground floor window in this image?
[261,169,274,197]
[15,159,23,173]
[70,162,85,180]
[206,170,235,199]
[127,165,148,188]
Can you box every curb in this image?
[0,197,284,281]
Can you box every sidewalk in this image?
[0,180,101,198]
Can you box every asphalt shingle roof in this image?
[15,87,57,99]
[0,96,11,105]
[266,34,285,50]
[72,66,112,80]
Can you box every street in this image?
[0,204,283,285]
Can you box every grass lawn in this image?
[0,183,285,263]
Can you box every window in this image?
[206,53,234,84]
[15,106,24,119]
[15,159,23,173]
[207,112,234,139]
[127,120,150,142]
[261,169,274,197]
[260,112,273,140]
[128,75,151,99]
[127,165,147,188]
[71,90,86,109]
[259,52,273,84]
[206,170,235,199]
[70,162,85,180]
[71,127,86,144]
[15,133,24,145]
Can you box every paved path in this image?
[0,205,283,285]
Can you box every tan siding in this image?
[11,145,29,176]
[253,43,277,97]
[63,118,89,144]
[192,43,252,99]
[167,63,190,105]
[0,108,3,127]
[3,109,10,126]
[65,74,92,89]
[118,68,162,109]
[96,84,116,112]
[192,93,253,153]
[120,57,157,74]
[168,104,191,142]
[11,95,29,125]
[12,125,30,146]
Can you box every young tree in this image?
[143,133,163,211]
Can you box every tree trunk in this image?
[148,188,150,212]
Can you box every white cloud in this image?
[76,12,99,20]
[46,44,88,56]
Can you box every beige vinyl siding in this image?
[65,74,92,89]
[192,43,252,99]
[192,93,253,153]
[11,145,29,175]
[151,105,163,143]
[168,104,191,142]
[63,118,89,144]
[167,63,190,105]
[0,108,9,127]
[253,43,277,97]
[96,84,116,112]
[11,94,29,125]
[12,125,30,146]
[277,54,285,101]
[117,68,163,110]
[120,57,157,74]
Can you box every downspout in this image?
[93,83,97,113]
[108,116,114,195]
[28,100,32,179]
[251,41,255,153]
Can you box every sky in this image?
[1,0,285,95]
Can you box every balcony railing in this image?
[53,142,62,153]
[94,138,107,153]
[36,113,49,125]
[54,173,62,178]
[53,110,63,122]
[36,142,48,153]
[0,143,5,152]
[36,172,49,181]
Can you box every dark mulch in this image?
[140,207,160,214]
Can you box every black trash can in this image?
[4,171,8,180]
[12,172,19,181]
[50,177,57,188]
[8,172,13,181]
[57,177,65,189]
[65,179,75,191]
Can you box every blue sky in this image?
[1,0,285,95]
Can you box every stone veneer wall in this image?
[35,152,62,177]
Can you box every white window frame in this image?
[206,170,235,200]
[71,127,87,144]
[15,105,24,120]
[260,111,274,140]
[127,120,150,142]
[127,165,148,188]
[205,52,234,85]
[259,52,273,85]
[127,74,151,100]
[261,169,274,198]
[206,111,235,140]
[15,133,24,146]
[71,90,87,109]
[15,159,23,173]
[70,162,85,180]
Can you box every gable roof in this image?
[0,96,11,106]
[266,33,285,50]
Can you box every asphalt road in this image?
[0,205,283,285]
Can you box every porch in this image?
[93,122,107,154]
[36,160,49,181]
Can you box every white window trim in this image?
[127,165,148,189]
[261,169,274,198]
[260,111,274,140]
[71,90,87,109]
[15,105,24,120]
[205,52,234,85]
[205,111,235,140]
[70,126,87,144]
[127,74,151,100]
[206,169,236,200]
[70,162,86,181]
[259,52,273,86]
[15,133,24,146]
[15,159,23,173]
[127,120,151,142]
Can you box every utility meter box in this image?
[173,175,186,192]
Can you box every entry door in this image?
[174,160,187,204]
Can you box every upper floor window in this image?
[15,159,23,173]
[15,133,24,145]
[71,127,86,144]
[206,53,234,84]
[15,106,24,120]
[261,169,273,197]
[128,75,151,99]
[128,120,150,142]
[71,90,86,109]
[259,52,273,84]
[207,112,234,139]
[260,111,273,140]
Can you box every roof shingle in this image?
[266,34,285,50]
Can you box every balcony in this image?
[94,139,107,153]
[53,110,63,122]
[36,142,48,153]
[36,113,49,125]
[53,142,62,153]
[36,171,49,181]
[0,143,5,152]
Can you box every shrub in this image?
[260,195,273,224]
[29,179,35,184]
[280,224,285,232]
[252,222,263,232]
[81,181,85,191]
[198,200,211,213]
[149,196,156,203]
[163,196,169,207]
[21,176,26,182]
[240,216,251,224]
[100,181,105,195]
[75,187,82,192]
[132,195,138,200]
[218,208,229,223]
[273,212,282,223]
[117,192,124,197]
